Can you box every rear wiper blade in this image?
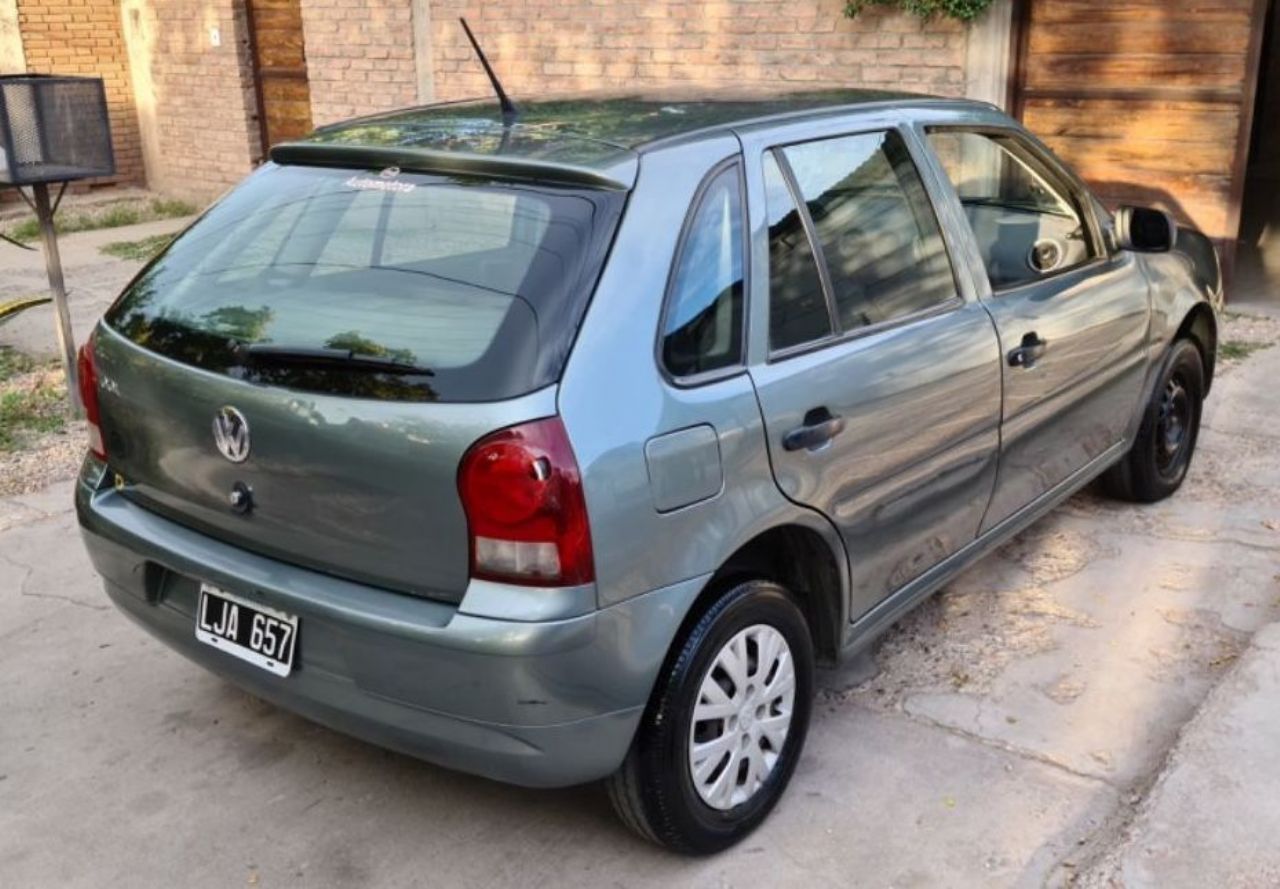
[239,344,435,376]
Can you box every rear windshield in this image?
[105,164,623,402]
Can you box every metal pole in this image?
[32,181,82,418]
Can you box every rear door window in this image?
[777,130,958,333]
[763,152,833,351]
[105,164,622,402]
[660,164,746,379]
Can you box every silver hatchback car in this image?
[76,90,1220,853]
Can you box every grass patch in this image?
[1219,340,1274,361]
[99,233,175,262]
[0,346,41,382]
[0,347,67,451]
[3,196,198,243]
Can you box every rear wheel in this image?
[606,579,814,854]
[1103,339,1204,503]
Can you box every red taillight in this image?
[76,334,106,461]
[458,416,594,586]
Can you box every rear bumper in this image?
[76,463,705,788]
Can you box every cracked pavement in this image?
[2,305,1279,884]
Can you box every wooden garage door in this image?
[1014,0,1269,271]
[247,0,314,151]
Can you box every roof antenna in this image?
[459,18,518,127]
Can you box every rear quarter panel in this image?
[558,135,848,612]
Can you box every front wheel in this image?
[1103,338,1205,503]
[606,579,815,854]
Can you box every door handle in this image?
[783,408,846,452]
[1007,332,1048,369]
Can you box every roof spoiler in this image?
[267,142,634,191]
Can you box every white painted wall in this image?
[412,0,434,103]
[0,0,24,75]
[118,0,158,190]
[964,0,1014,111]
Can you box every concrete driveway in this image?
[2,226,1279,886]
[0,216,193,358]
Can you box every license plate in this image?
[195,584,298,677]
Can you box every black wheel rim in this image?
[1155,372,1192,476]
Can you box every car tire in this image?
[1103,338,1205,503]
[606,579,814,854]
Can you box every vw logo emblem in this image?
[212,406,251,463]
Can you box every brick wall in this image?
[302,0,419,126]
[15,0,144,187]
[8,0,975,203]
[120,0,261,201]
[298,1,969,128]
[428,1,968,102]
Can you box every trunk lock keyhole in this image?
[229,481,254,515]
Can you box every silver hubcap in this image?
[689,624,795,810]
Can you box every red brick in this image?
[16,0,145,187]
[425,0,967,104]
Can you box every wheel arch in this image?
[1174,302,1217,394]
[1126,269,1219,446]
[677,519,849,666]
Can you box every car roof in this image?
[269,89,983,191]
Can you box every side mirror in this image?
[1115,206,1177,253]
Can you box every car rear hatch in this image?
[94,160,624,603]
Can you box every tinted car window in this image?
[927,129,1097,289]
[661,165,745,378]
[764,151,833,351]
[105,164,622,402]
[930,130,1074,216]
[780,130,956,332]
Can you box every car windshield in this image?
[105,163,623,402]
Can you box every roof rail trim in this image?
[268,142,636,191]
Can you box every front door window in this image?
[926,130,1099,289]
